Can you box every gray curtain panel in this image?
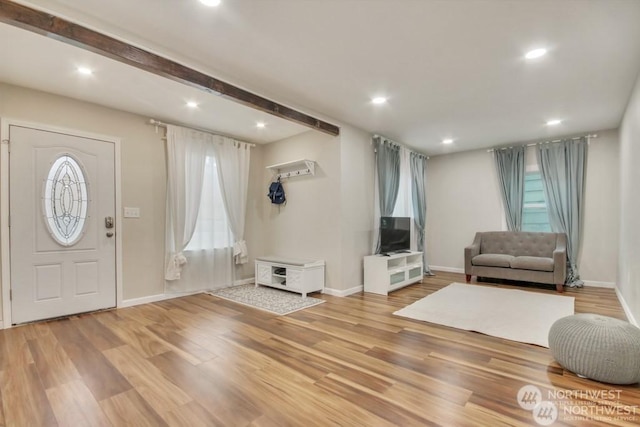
[536,137,588,286]
[410,152,433,275]
[494,146,526,231]
[374,136,400,253]
[374,136,401,215]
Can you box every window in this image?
[185,156,232,250]
[43,154,89,246]
[391,147,416,248]
[522,171,551,232]
[392,152,412,218]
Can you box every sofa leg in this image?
[465,274,471,283]
[556,283,564,293]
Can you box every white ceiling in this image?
[5,0,640,155]
[0,23,310,144]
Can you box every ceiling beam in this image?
[0,0,340,136]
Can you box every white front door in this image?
[9,125,116,324]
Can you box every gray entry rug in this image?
[209,284,325,315]
[394,282,574,347]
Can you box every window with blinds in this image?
[522,171,551,232]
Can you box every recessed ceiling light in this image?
[77,66,93,75]
[371,97,388,105]
[256,122,266,128]
[442,138,454,144]
[199,0,221,6]
[546,119,562,126]
[186,101,198,108]
[525,48,547,59]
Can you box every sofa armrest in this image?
[464,233,482,274]
[553,233,568,285]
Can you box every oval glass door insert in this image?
[43,154,89,246]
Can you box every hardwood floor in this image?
[1,271,638,426]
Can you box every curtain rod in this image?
[148,119,256,147]
[487,134,598,152]
[372,134,430,159]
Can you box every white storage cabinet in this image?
[363,252,424,295]
[255,256,325,298]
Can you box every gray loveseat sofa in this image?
[464,231,567,292]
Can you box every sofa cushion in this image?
[472,254,514,268]
[479,231,558,258]
[511,256,554,272]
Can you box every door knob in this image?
[106,232,114,238]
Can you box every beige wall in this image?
[8,76,626,317]
[579,129,619,283]
[0,83,375,315]
[339,126,375,291]
[619,71,640,324]
[235,144,266,280]
[254,126,375,293]
[258,130,343,289]
[426,148,503,270]
[0,83,166,304]
[426,129,620,285]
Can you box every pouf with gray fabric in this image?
[549,314,640,384]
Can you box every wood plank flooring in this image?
[1,271,639,426]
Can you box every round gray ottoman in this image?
[549,314,640,384]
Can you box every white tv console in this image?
[363,251,423,295]
[255,256,325,298]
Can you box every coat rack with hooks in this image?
[266,159,316,180]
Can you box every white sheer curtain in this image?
[164,125,208,283]
[179,152,233,292]
[184,156,232,251]
[165,125,236,293]
[213,137,251,265]
[392,146,418,250]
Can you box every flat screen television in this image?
[380,216,411,254]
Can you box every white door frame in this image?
[0,118,123,328]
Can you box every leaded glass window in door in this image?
[43,154,89,246]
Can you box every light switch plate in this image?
[124,207,140,218]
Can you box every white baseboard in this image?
[323,285,363,297]
[429,266,616,290]
[582,280,616,289]
[120,277,255,308]
[0,320,4,330]
[615,286,638,327]
[429,265,464,274]
[119,290,202,308]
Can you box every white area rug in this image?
[209,284,325,315]
[394,282,574,347]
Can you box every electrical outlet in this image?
[124,207,140,218]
